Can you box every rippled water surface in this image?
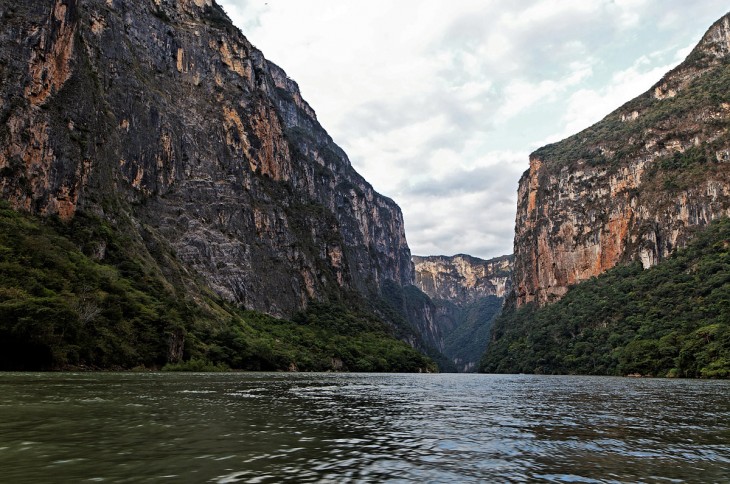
[0,373,728,482]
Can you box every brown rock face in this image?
[412,254,513,372]
[413,254,513,304]
[513,13,730,307]
[0,0,413,317]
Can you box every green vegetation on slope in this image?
[441,296,503,371]
[184,302,436,373]
[481,218,730,378]
[0,202,434,372]
[533,61,730,177]
[377,280,457,372]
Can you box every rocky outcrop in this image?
[413,254,513,372]
[513,12,730,307]
[414,254,513,304]
[0,0,413,317]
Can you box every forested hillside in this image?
[0,202,434,372]
[482,218,730,378]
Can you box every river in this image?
[0,372,728,482]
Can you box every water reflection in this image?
[0,373,728,482]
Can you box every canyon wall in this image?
[513,13,730,307]
[414,254,513,304]
[413,254,513,372]
[0,0,414,317]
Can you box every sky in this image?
[217,0,729,260]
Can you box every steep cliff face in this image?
[412,254,513,372]
[414,254,513,304]
[0,0,413,317]
[513,13,730,307]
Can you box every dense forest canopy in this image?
[482,218,730,378]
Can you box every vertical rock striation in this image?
[413,254,513,304]
[513,12,730,307]
[413,254,513,372]
[0,0,414,317]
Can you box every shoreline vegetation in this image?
[2,200,728,378]
[482,218,730,379]
[0,202,435,373]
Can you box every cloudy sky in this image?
[217,0,728,260]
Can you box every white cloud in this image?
[551,37,702,143]
[497,61,593,121]
[217,0,729,259]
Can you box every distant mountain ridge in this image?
[413,254,513,372]
[414,254,512,303]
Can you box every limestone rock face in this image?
[513,13,730,307]
[0,0,413,317]
[413,254,513,304]
[413,254,513,372]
